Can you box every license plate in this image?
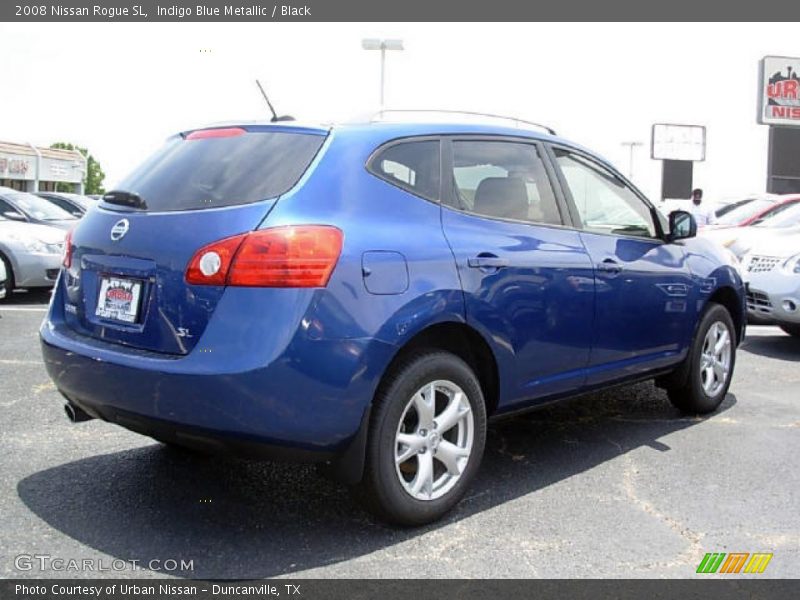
[96,276,142,324]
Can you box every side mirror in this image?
[3,211,26,222]
[669,210,697,241]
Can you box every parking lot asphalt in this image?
[1,289,798,579]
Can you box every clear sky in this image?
[0,22,797,201]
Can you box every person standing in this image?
[688,188,714,226]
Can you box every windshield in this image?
[112,129,326,212]
[755,202,800,228]
[5,191,76,221]
[714,198,753,218]
[714,198,775,226]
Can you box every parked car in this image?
[0,257,7,300]
[0,214,66,294]
[743,232,800,336]
[36,192,93,218]
[0,186,78,230]
[659,195,774,224]
[703,201,800,259]
[738,194,800,227]
[705,196,779,229]
[40,119,746,525]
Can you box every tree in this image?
[49,142,106,195]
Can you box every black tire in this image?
[353,351,487,526]
[665,303,736,414]
[779,323,800,338]
[0,253,14,303]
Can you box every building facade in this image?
[0,141,86,193]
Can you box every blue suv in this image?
[41,117,745,525]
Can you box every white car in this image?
[703,202,800,259]
[742,232,800,336]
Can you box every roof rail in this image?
[371,109,557,136]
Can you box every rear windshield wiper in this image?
[103,190,148,210]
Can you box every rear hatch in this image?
[61,125,327,355]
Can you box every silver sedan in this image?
[0,216,65,293]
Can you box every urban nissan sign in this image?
[758,56,800,125]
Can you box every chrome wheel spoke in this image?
[436,391,469,433]
[411,451,434,498]
[714,329,730,355]
[413,384,436,429]
[712,360,727,383]
[396,433,425,464]
[435,440,469,476]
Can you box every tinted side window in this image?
[369,140,440,201]
[451,141,561,225]
[114,131,326,212]
[554,149,656,238]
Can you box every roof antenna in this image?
[255,80,295,122]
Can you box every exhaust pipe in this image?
[64,403,94,423]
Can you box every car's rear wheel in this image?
[665,303,736,414]
[779,323,800,338]
[354,351,487,526]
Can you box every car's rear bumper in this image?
[40,275,396,471]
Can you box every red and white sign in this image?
[758,56,800,125]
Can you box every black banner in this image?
[3,579,799,600]
[4,0,800,22]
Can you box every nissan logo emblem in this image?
[110,219,130,241]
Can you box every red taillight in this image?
[62,229,73,268]
[185,226,343,288]
[185,234,245,286]
[185,127,246,140]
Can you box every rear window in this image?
[112,129,326,212]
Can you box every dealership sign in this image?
[0,156,31,177]
[758,56,800,125]
[651,123,706,161]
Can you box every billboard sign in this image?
[758,56,800,125]
[651,123,706,161]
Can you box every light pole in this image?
[621,141,643,180]
[361,38,404,109]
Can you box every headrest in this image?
[474,177,528,220]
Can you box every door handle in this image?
[468,256,510,269]
[597,258,623,275]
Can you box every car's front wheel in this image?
[354,351,487,526]
[664,303,736,414]
[0,253,14,303]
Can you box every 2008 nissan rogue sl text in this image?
[40,118,746,525]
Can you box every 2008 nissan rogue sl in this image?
[40,118,746,525]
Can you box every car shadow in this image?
[740,329,800,362]
[2,288,52,305]
[17,382,736,579]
